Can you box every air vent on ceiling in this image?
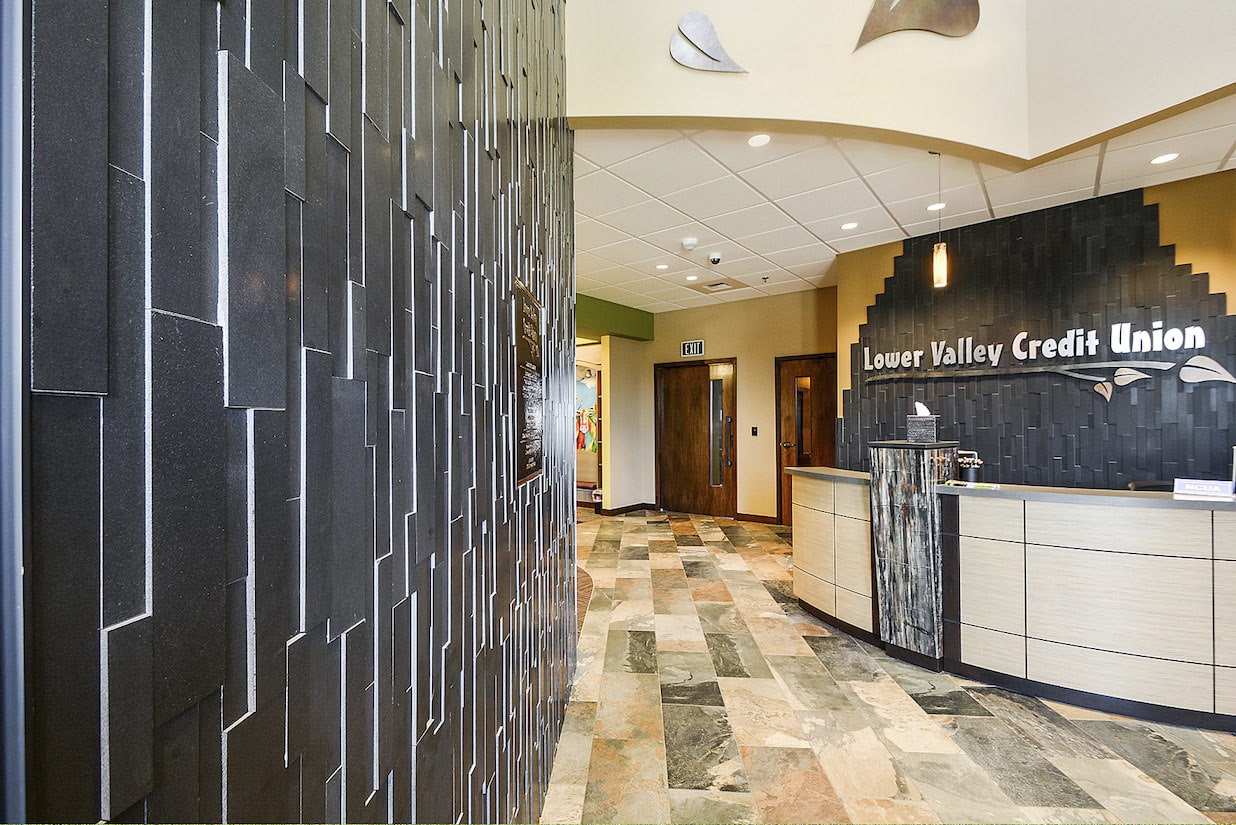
[685,275,747,296]
[703,282,731,292]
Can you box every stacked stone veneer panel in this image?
[838,190,1236,489]
[26,0,575,822]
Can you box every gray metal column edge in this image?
[0,0,27,819]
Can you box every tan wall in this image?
[1145,169,1236,309]
[602,289,837,517]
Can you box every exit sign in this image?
[681,340,704,357]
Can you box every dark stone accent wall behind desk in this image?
[26,0,575,822]
[838,190,1236,489]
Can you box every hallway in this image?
[542,510,1236,824]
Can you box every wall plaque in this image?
[516,280,543,485]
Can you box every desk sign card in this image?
[1173,478,1235,497]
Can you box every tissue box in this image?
[907,415,939,442]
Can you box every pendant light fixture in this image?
[930,151,948,289]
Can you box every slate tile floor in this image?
[542,510,1236,824]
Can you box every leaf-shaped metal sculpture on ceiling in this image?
[1179,355,1236,385]
[670,12,747,73]
[856,0,981,50]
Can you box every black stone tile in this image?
[285,65,308,200]
[332,378,372,629]
[146,702,200,823]
[327,0,352,149]
[703,632,771,679]
[947,716,1100,808]
[200,0,219,140]
[102,168,148,625]
[303,348,334,628]
[108,0,144,177]
[248,0,284,92]
[30,0,108,393]
[223,578,249,728]
[805,635,886,682]
[326,135,350,376]
[198,690,223,823]
[223,52,287,408]
[363,0,389,134]
[365,124,393,354]
[150,0,205,320]
[150,312,227,726]
[224,699,289,822]
[302,0,329,97]
[28,394,102,822]
[662,705,748,792]
[102,615,154,818]
[252,411,294,707]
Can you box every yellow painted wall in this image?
[1145,169,1236,310]
[602,288,836,517]
[836,241,904,398]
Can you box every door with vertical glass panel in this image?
[654,360,737,518]
[776,355,837,524]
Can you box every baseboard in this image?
[598,502,657,517]
[736,512,778,525]
[797,600,882,647]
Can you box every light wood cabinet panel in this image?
[1027,638,1214,713]
[1216,560,1236,667]
[794,568,835,616]
[1025,500,1211,558]
[791,504,835,582]
[834,516,873,596]
[961,624,1026,678]
[1026,544,1213,664]
[960,536,1025,635]
[834,482,871,520]
[1216,511,1236,561]
[1217,667,1236,716]
[836,587,873,633]
[792,477,834,513]
[959,497,1024,542]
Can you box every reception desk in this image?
[788,466,1236,728]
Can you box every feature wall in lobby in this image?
[25,0,575,822]
[838,189,1236,489]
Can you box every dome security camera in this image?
[708,252,722,265]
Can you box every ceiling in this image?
[573,93,1236,314]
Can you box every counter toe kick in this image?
[787,463,1236,731]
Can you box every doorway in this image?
[654,359,737,518]
[775,354,837,524]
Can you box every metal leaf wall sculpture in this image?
[670,12,747,73]
[856,0,981,50]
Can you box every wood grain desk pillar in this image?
[869,440,957,668]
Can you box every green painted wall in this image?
[577,294,654,341]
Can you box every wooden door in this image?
[655,360,737,518]
[776,355,837,524]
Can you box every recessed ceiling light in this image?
[1150,152,1180,165]
[686,275,699,281]
[655,264,669,270]
[927,202,946,212]
[841,222,859,230]
[748,134,771,147]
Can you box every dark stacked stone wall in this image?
[25,0,575,821]
[838,189,1236,489]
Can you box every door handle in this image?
[780,441,796,449]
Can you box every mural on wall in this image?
[837,189,1236,490]
[856,0,981,50]
[575,373,599,452]
[669,12,747,73]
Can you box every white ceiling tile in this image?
[1106,95,1236,151]
[640,222,729,254]
[594,199,692,237]
[641,300,684,313]
[804,206,899,243]
[585,266,652,287]
[579,284,638,303]
[1100,125,1236,188]
[798,262,840,285]
[884,183,989,227]
[833,138,930,176]
[709,256,780,278]
[575,218,629,250]
[764,244,837,270]
[739,144,854,201]
[574,170,649,217]
[591,237,666,267]
[575,156,600,177]
[703,203,795,239]
[864,155,981,204]
[662,176,765,220]
[778,179,881,225]
[733,270,798,287]
[984,154,1100,207]
[609,140,729,197]
[573,130,682,168]
[757,280,817,297]
[689,130,831,173]
[644,284,702,301]
[1098,160,1224,196]
[902,207,995,236]
[671,294,725,308]
[828,226,908,253]
[736,225,819,255]
[992,189,1093,219]
[713,287,759,303]
[576,252,617,277]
